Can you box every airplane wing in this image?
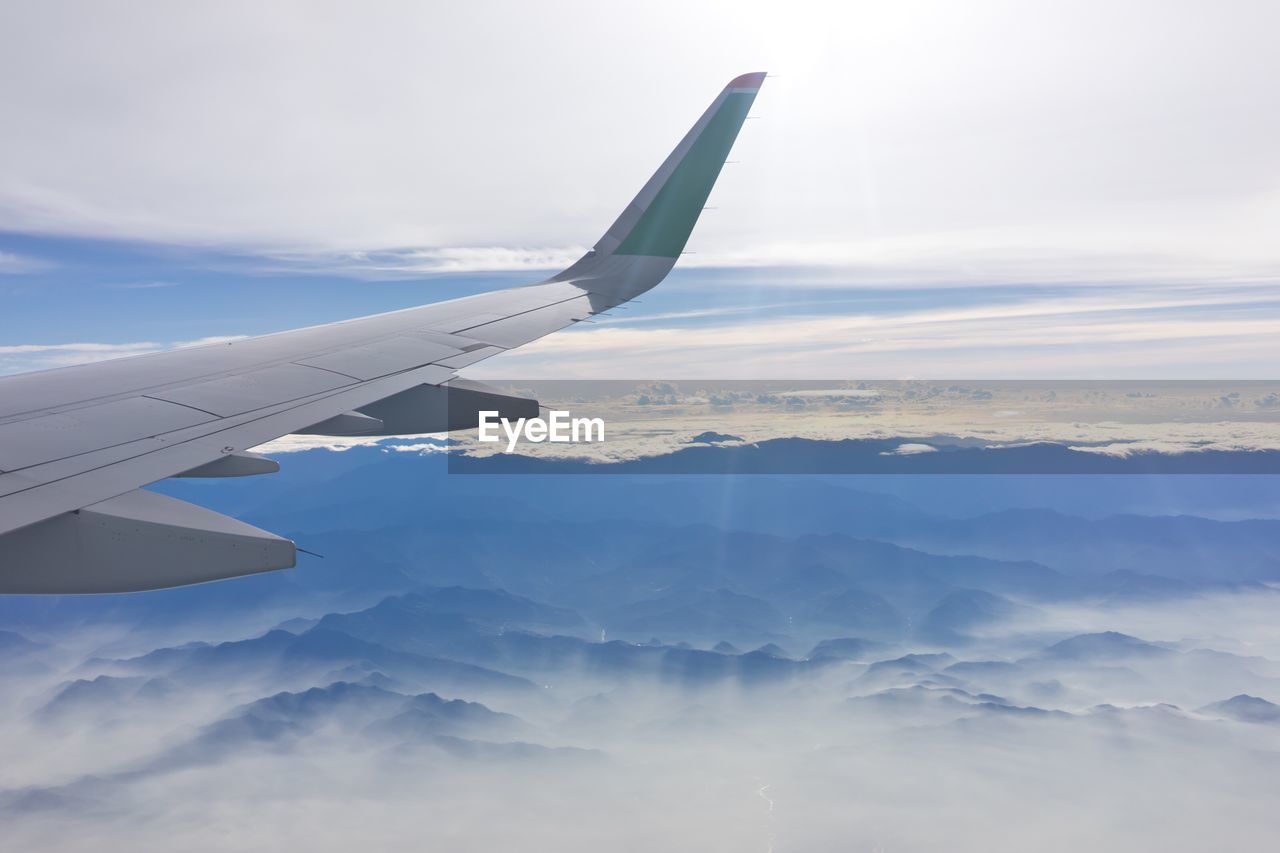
[0,72,766,593]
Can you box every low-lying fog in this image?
[4,589,1279,851]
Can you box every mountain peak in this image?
[1199,694,1280,724]
[1041,631,1172,661]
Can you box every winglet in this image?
[554,72,766,285]
[726,72,767,91]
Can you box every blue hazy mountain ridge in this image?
[1038,631,1175,661]
[310,596,818,685]
[686,431,743,444]
[448,436,1280,474]
[0,629,53,679]
[36,675,177,725]
[603,587,786,636]
[157,443,1280,520]
[165,447,1280,581]
[64,589,1280,707]
[1198,694,1280,724]
[98,626,539,703]
[916,589,1029,645]
[3,445,1280,847]
[222,682,528,743]
[2,446,1275,643]
[807,637,892,661]
[382,586,585,630]
[0,629,45,655]
[8,682,590,816]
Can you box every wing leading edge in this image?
[0,72,766,593]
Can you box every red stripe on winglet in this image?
[727,72,767,90]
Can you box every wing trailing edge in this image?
[0,489,294,594]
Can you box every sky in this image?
[2,0,1279,377]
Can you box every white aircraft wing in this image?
[0,72,766,593]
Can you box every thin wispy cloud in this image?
[0,335,247,374]
[104,280,180,289]
[250,240,1280,283]
[475,285,1280,378]
[0,249,51,274]
[258,246,589,277]
[6,282,1278,379]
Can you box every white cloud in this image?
[882,442,938,456]
[0,335,247,374]
[262,246,589,276]
[0,341,162,372]
[0,1,1277,280]
[775,389,882,399]
[250,433,450,454]
[0,342,159,355]
[175,335,249,347]
[1065,440,1225,458]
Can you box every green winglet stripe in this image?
[613,91,757,258]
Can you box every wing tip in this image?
[727,71,767,91]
